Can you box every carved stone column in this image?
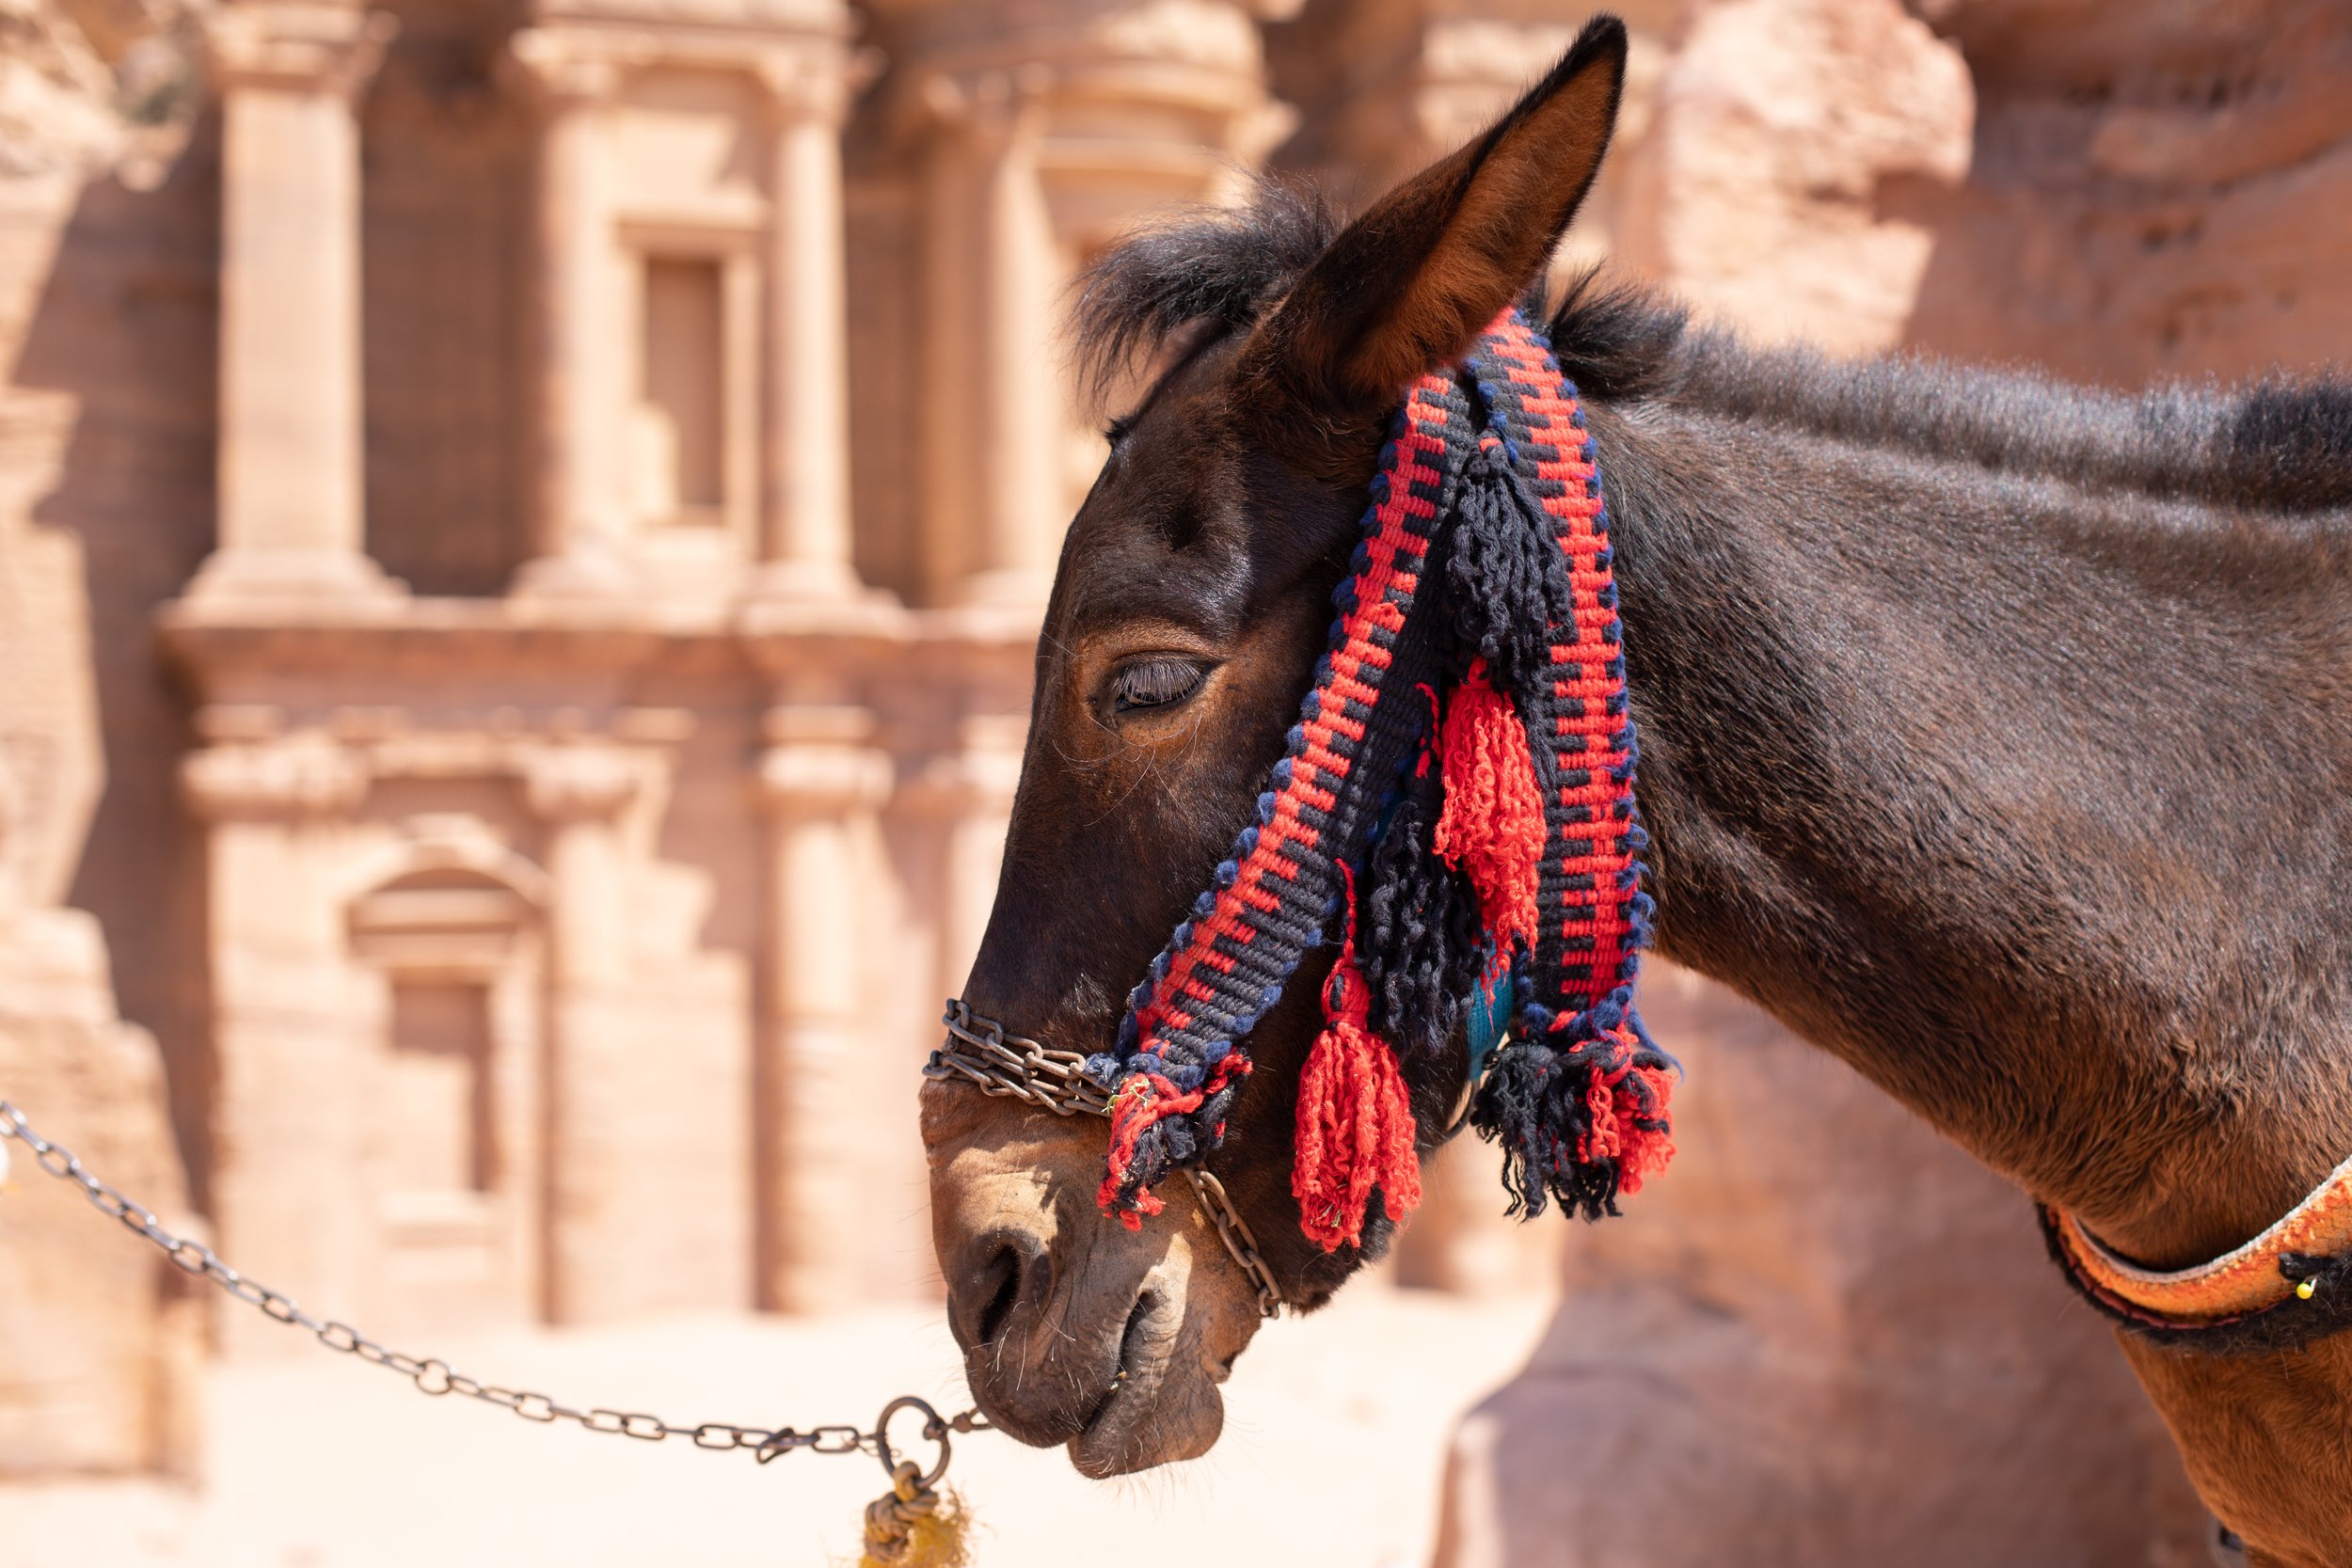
[753,58,866,603]
[865,0,1294,609]
[507,30,630,598]
[522,743,647,1322]
[182,722,376,1352]
[186,1,403,610]
[916,68,1063,610]
[755,706,892,1309]
[902,713,1024,1016]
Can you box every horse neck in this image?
[1589,394,2352,1269]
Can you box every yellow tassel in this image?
[852,1461,974,1568]
[861,1490,971,1568]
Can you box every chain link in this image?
[1181,1167,1280,1320]
[924,1001,1284,1318]
[925,1000,1115,1118]
[0,1099,989,1469]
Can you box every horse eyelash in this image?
[1111,657,1207,713]
[1104,413,1139,446]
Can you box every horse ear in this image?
[1240,15,1628,420]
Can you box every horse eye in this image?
[1110,657,1207,714]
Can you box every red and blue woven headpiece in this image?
[1087,308,1677,1249]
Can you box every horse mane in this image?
[1074,177,2352,516]
[1603,282,2352,518]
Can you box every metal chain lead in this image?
[0,1100,987,1468]
[925,1001,1283,1318]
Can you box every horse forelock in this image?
[1069,180,1339,412]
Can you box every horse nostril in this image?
[971,1243,1023,1348]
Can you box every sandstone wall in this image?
[1613,0,1973,353]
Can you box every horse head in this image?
[921,16,1636,1476]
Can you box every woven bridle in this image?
[926,308,1680,1289]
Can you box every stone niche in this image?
[845,0,1296,608]
[504,0,868,605]
[344,834,551,1328]
[359,0,537,598]
[607,63,766,569]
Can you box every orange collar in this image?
[2042,1153,2352,1349]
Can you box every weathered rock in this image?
[0,0,208,1481]
[0,515,201,1476]
[0,901,204,1478]
[1613,0,1974,354]
[1904,0,2352,384]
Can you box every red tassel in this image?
[1577,1043,1677,1196]
[1098,1076,1177,1230]
[1097,1053,1250,1228]
[1433,661,1545,955]
[1293,866,1422,1251]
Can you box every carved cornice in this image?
[507,15,861,114]
[520,744,656,821]
[503,26,626,104]
[915,61,1057,135]
[754,42,874,127]
[530,0,850,32]
[183,736,370,820]
[901,53,1277,158]
[759,744,895,814]
[205,2,398,98]
[759,706,892,813]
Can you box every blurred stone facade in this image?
[3,1,2348,1560]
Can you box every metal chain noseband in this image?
[925,1001,1283,1318]
[927,1001,1114,1118]
[0,1100,986,1479]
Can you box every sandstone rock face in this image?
[0,3,203,1459]
[1905,0,2352,383]
[0,904,203,1478]
[1613,0,1974,354]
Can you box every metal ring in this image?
[870,1395,951,1490]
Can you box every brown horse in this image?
[918,16,2352,1563]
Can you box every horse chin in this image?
[923,1083,1271,1475]
[1065,1281,1228,1477]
